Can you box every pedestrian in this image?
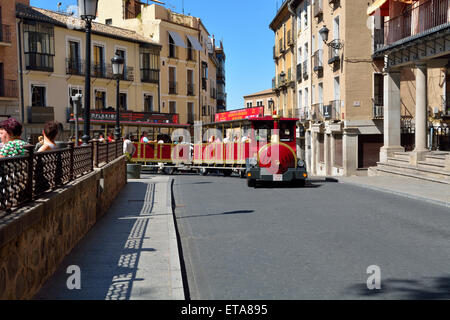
[107,132,115,143]
[98,133,106,143]
[38,121,59,152]
[123,134,136,162]
[0,118,28,158]
[34,135,44,152]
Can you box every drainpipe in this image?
[198,22,201,123]
[17,19,25,124]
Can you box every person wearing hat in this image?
[0,118,28,158]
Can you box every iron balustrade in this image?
[0,140,123,215]
[0,79,18,98]
[384,0,450,46]
[314,0,323,17]
[141,68,159,83]
[313,50,323,72]
[169,81,177,94]
[187,83,195,96]
[0,24,11,43]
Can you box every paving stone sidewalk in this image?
[336,175,450,208]
[33,175,184,300]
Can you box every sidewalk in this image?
[33,175,184,300]
[335,175,450,208]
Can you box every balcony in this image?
[25,53,54,72]
[169,81,177,95]
[311,103,324,121]
[313,50,323,72]
[187,83,195,96]
[0,24,11,45]
[328,0,340,10]
[314,0,323,17]
[324,100,341,120]
[202,78,207,91]
[373,96,384,119]
[0,80,18,98]
[141,68,159,83]
[66,58,84,76]
[328,42,341,64]
[384,0,450,47]
[27,106,54,124]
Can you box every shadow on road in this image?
[344,275,450,299]
[177,210,255,219]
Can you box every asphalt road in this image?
[172,173,450,300]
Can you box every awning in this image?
[167,30,186,48]
[186,34,203,51]
[367,0,414,17]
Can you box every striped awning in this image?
[367,0,414,16]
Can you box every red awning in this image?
[367,0,414,17]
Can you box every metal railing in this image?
[141,68,159,83]
[187,83,195,96]
[384,0,450,46]
[328,42,340,63]
[373,28,385,52]
[0,79,18,98]
[313,50,323,71]
[25,53,54,72]
[311,103,324,121]
[0,140,123,214]
[314,0,323,17]
[0,24,11,43]
[169,81,177,94]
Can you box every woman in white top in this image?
[38,121,59,152]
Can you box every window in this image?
[124,0,141,19]
[187,69,194,96]
[144,94,153,112]
[374,73,384,106]
[169,101,176,114]
[93,45,105,77]
[119,93,127,110]
[247,102,253,108]
[116,49,126,77]
[94,90,106,110]
[304,88,309,113]
[31,85,46,106]
[68,40,80,74]
[187,38,195,61]
[318,83,323,105]
[333,16,340,41]
[169,67,176,94]
[201,62,208,91]
[105,19,112,25]
[311,85,315,104]
[24,22,55,71]
[187,102,194,124]
[304,1,309,28]
[140,47,159,83]
[169,35,176,58]
[298,90,303,110]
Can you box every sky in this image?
[30,0,282,111]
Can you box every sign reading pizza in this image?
[215,107,264,122]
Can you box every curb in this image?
[337,178,450,209]
[166,177,185,300]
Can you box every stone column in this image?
[343,127,359,176]
[305,129,312,173]
[379,70,405,163]
[330,133,336,175]
[411,63,428,165]
[325,133,331,176]
[310,130,317,175]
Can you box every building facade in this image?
[368,0,450,182]
[16,4,161,140]
[243,88,276,116]
[270,1,297,119]
[0,0,29,123]
[96,0,225,125]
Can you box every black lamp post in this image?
[79,0,98,146]
[112,51,124,140]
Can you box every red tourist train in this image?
[69,107,308,187]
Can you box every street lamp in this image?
[319,25,344,50]
[79,0,98,146]
[112,51,124,140]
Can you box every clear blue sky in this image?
[30,0,281,111]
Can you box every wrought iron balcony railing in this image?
[313,50,323,72]
[141,68,159,83]
[0,79,18,98]
[169,81,177,94]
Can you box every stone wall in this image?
[0,156,127,300]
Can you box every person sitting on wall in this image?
[38,121,60,152]
[98,133,106,143]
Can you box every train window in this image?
[279,122,295,142]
